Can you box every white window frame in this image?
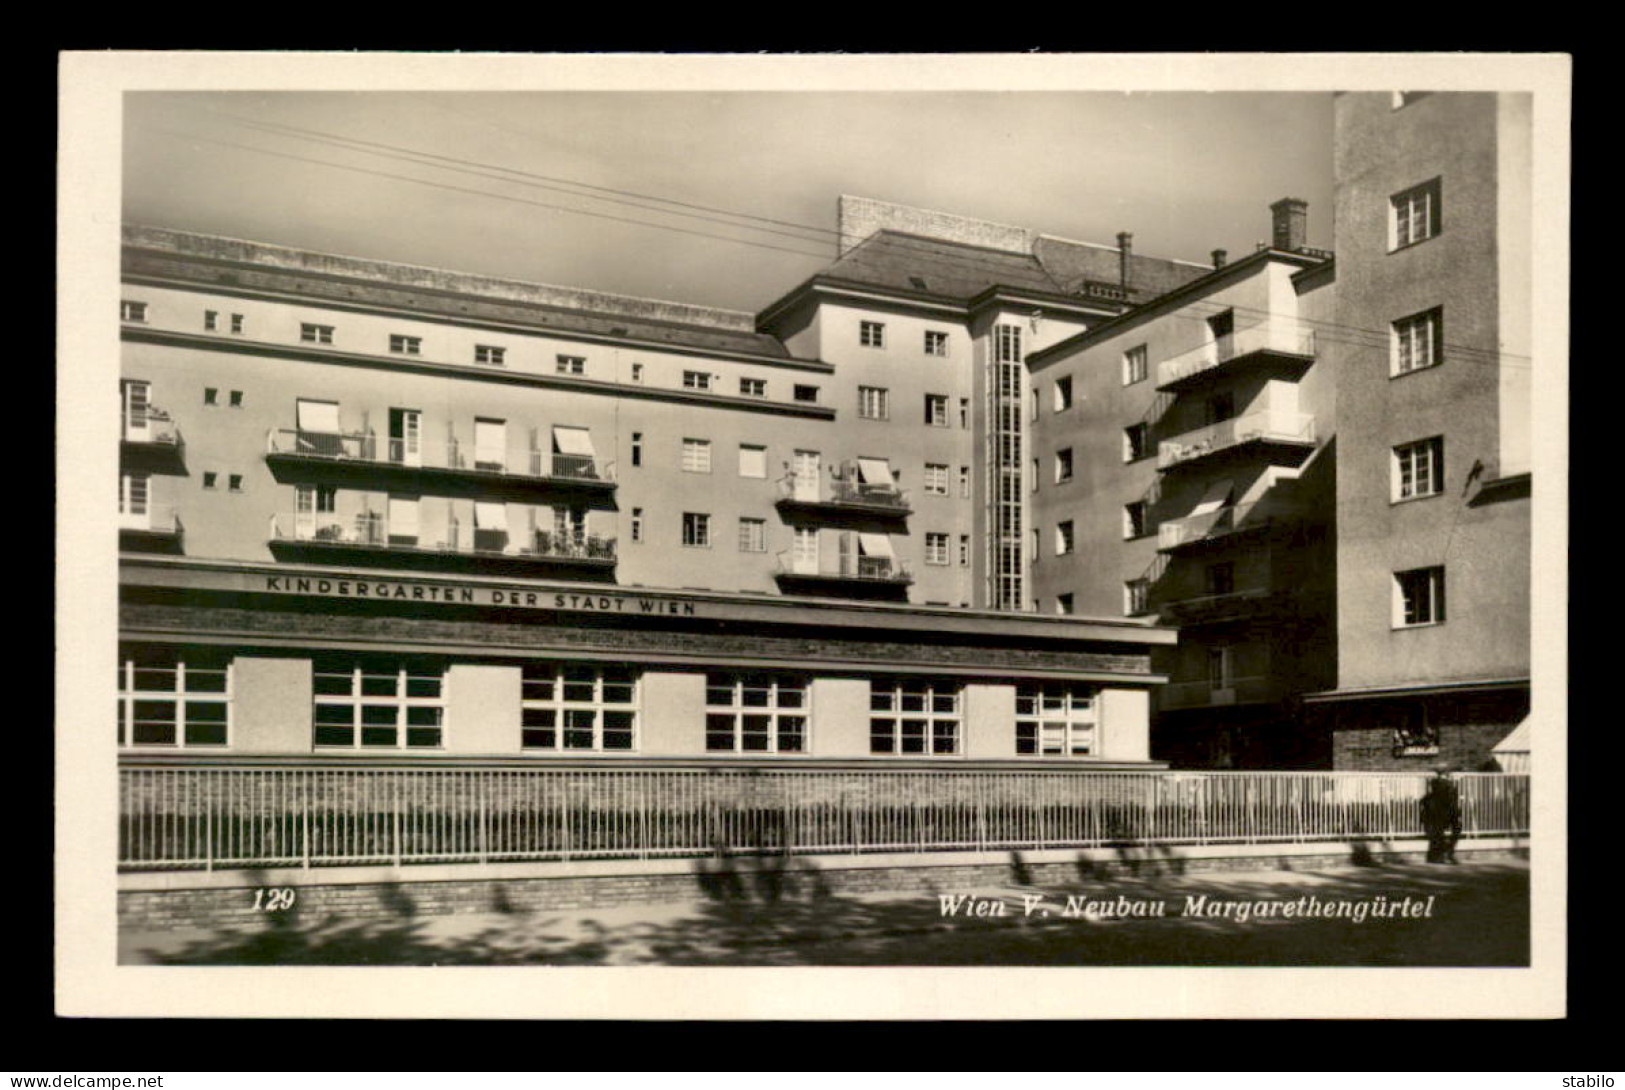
[474,344,506,366]
[1394,566,1447,627]
[738,444,768,479]
[860,320,886,348]
[738,517,767,553]
[1123,344,1148,385]
[683,370,714,391]
[118,651,233,749]
[925,394,949,427]
[923,463,949,496]
[1392,308,1443,375]
[925,532,950,566]
[1390,178,1441,250]
[858,386,890,421]
[705,673,809,754]
[1055,520,1075,556]
[869,679,962,756]
[1393,436,1445,501]
[520,663,639,752]
[1016,683,1098,757]
[924,330,949,357]
[121,300,148,323]
[556,354,587,376]
[1055,448,1074,484]
[312,660,444,750]
[682,438,712,474]
[1124,423,1149,463]
[682,512,711,548]
[300,323,334,345]
[389,334,422,356]
[1124,578,1150,617]
[1053,375,1073,413]
[739,377,766,398]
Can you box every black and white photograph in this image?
[56,52,1568,1020]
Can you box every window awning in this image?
[474,502,508,530]
[857,533,894,558]
[1190,479,1235,516]
[856,458,894,486]
[552,426,596,456]
[296,400,340,433]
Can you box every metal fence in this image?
[117,762,1530,872]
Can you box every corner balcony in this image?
[775,476,912,521]
[1157,408,1316,473]
[1156,320,1317,394]
[1157,498,1304,555]
[1158,585,1294,626]
[268,513,617,579]
[118,505,184,554]
[772,552,914,600]
[120,410,186,474]
[1159,675,1285,711]
[265,430,616,505]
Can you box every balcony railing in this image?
[776,475,912,515]
[1158,586,1290,624]
[1157,320,1317,390]
[774,553,914,584]
[1157,498,1302,552]
[1159,676,1281,710]
[118,505,184,535]
[270,513,616,565]
[116,761,1530,871]
[1158,408,1316,470]
[121,408,183,448]
[265,430,615,486]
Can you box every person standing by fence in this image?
[1421,768,1463,864]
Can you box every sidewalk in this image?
[120,859,1529,967]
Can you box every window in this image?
[860,321,886,348]
[858,386,890,420]
[630,362,644,384]
[228,474,244,493]
[204,310,218,332]
[1123,344,1148,385]
[228,390,243,408]
[683,370,713,391]
[202,472,218,490]
[121,300,147,323]
[1394,436,1445,501]
[1015,683,1097,756]
[229,314,244,334]
[293,484,339,539]
[706,673,807,753]
[1029,528,1039,562]
[1055,520,1075,556]
[924,330,948,356]
[301,323,334,345]
[117,648,231,748]
[119,472,150,522]
[738,444,767,479]
[1124,423,1149,462]
[959,535,970,567]
[1393,308,1443,375]
[1054,376,1073,412]
[1391,704,1440,756]
[682,512,711,548]
[1208,646,1235,692]
[1395,566,1446,626]
[958,466,970,498]
[204,387,219,406]
[630,507,643,543]
[923,463,949,496]
[1056,593,1075,615]
[389,334,421,356]
[1124,578,1150,617]
[556,354,586,376]
[1391,179,1442,250]
[1124,501,1147,540]
[959,398,970,429]
[475,345,506,366]
[1030,459,1039,494]
[1054,448,1074,483]
[1205,562,1235,597]
[925,532,950,565]
[740,377,766,398]
[738,517,767,553]
[925,394,949,427]
[682,438,712,474]
[631,432,642,468]
[521,663,637,752]
[794,384,820,403]
[995,324,1023,364]
[870,679,961,755]
[313,657,444,749]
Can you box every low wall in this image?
[119,837,1526,931]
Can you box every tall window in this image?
[1123,423,1150,462]
[682,512,711,548]
[870,679,961,755]
[1124,578,1150,616]
[738,517,767,553]
[118,472,150,527]
[1056,593,1075,615]
[681,438,711,473]
[313,658,443,749]
[706,673,807,753]
[1123,501,1148,540]
[924,394,949,426]
[556,355,586,376]
[1123,344,1148,385]
[1053,375,1073,412]
[924,330,948,356]
[990,323,1026,612]
[1054,448,1074,483]
[389,334,421,356]
[925,532,950,565]
[521,663,637,751]
[738,444,767,478]
[117,648,231,748]
[1015,683,1097,757]
[1391,178,1442,249]
[860,321,886,348]
[1395,566,1446,626]
[1055,520,1075,556]
[923,463,949,496]
[858,386,890,420]
[1393,436,1445,500]
[1393,308,1443,375]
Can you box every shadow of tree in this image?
[129,861,1529,969]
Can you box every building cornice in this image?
[755,275,1122,334]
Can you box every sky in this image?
[123,90,1336,314]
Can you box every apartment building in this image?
[116,211,1183,769]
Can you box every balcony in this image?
[1159,676,1284,711]
[773,552,914,600]
[1158,586,1293,625]
[269,512,617,578]
[775,474,912,520]
[118,506,184,554]
[264,430,616,504]
[120,409,186,474]
[1157,408,1316,473]
[1157,498,1304,554]
[1156,320,1317,393]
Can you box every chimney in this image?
[1117,231,1134,289]
[1211,248,1228,269]
[1270,198,1308,252]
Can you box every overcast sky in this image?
[123,90,1335,313]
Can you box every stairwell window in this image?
[1392,308,1443,375]
[1394,566,1446,627]
[1055,520,1075,556]
[1391,178,1442,250]
[521,663,638,752]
